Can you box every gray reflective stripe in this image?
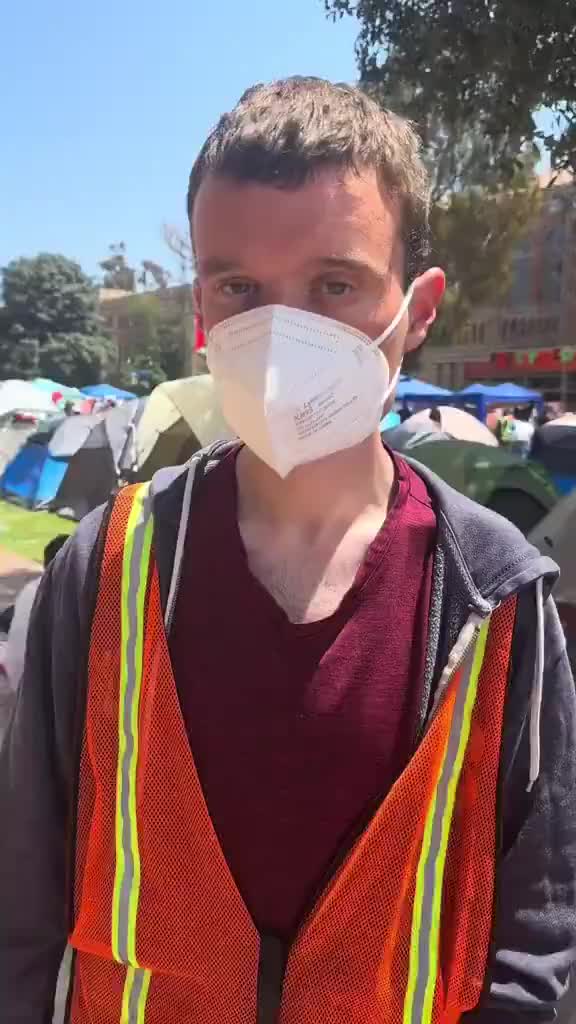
[127,967,148,1024]
[113,484,154,966]
[121,967,151,1024]
[406,619,489,1024]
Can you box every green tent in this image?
[408,440,558,535]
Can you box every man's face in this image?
[193,166,444,375]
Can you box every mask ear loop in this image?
[371,283,415,349]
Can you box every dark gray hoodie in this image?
[1,444,575,1023]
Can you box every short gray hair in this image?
[187,76,431,279]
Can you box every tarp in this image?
[396,376,453,403]
[81,383,137,400]
[134,375,232,480]
[0,380,56,418]
[392,407,498,448]
[453,382,543,422]
[408,440,557,535]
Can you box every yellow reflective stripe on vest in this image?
[404,618,490,1024]
[112,484,154,967]
[120,966,151,1024]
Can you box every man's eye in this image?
[322,280,353,296]
[220,281,254,296]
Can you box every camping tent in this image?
[0,380,57,418]
[52,400,146,520]
[395,376,454,405]
[133,375,232,481]
[0,418,39,478]
[529,492,576,670]
[453,382,543,422]
[531,419,576,495]
[407,440,557,535]
[0,414,102,509]
[81,383,137,401]
[390,406,498,448]
[529,491,576,608]
[1,416,67,507]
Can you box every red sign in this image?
[465,348,576,379]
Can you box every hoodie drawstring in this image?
[527,577,545,793]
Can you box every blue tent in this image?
[0,414,97,509]
[396,376,454,404]
[454,382,543,422]
[1,436,68,508]
[82,384,137,400]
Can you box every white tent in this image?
[134,375,232,479]
[399,406,499,447]
[0,380,56,418]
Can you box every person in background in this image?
[0,77,575,1024]
[510,405,536,459]
[2,535,69,694]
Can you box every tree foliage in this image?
[429,168,540,345]
[100,243,172,292]
[112,292,186,395]
[0,253,114,386]
[325,0,576,175]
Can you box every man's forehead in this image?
[192,169,400,267]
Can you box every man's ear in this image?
[193,279,203,327]
[405,268,446,353]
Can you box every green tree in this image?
[325,0,576,175]
[429,168,540,346]
[0,253,114,386]
[112,292,186,395]
[40,334,116,388]
[99,242,137,292]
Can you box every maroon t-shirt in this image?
[170,450,436,936]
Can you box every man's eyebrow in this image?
[315,256,388,278]
[197,258,243,277]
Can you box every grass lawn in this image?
[0,500,76,563]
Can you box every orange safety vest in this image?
[69,483,516,1024]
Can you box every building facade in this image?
[99,284,198,377]
[421,173,576,405]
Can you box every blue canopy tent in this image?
[82,384,137,401]
[395,376,454,405]
[453,382,543,422]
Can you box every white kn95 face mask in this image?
[207,286,414,478]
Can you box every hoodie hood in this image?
[407,458,559,612]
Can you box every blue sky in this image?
[0,1,359,282]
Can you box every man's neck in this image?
[235,433,396,534]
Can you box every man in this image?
[510,405,536,459]
[1,78,575,1024]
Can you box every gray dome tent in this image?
[51,400,146,520]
